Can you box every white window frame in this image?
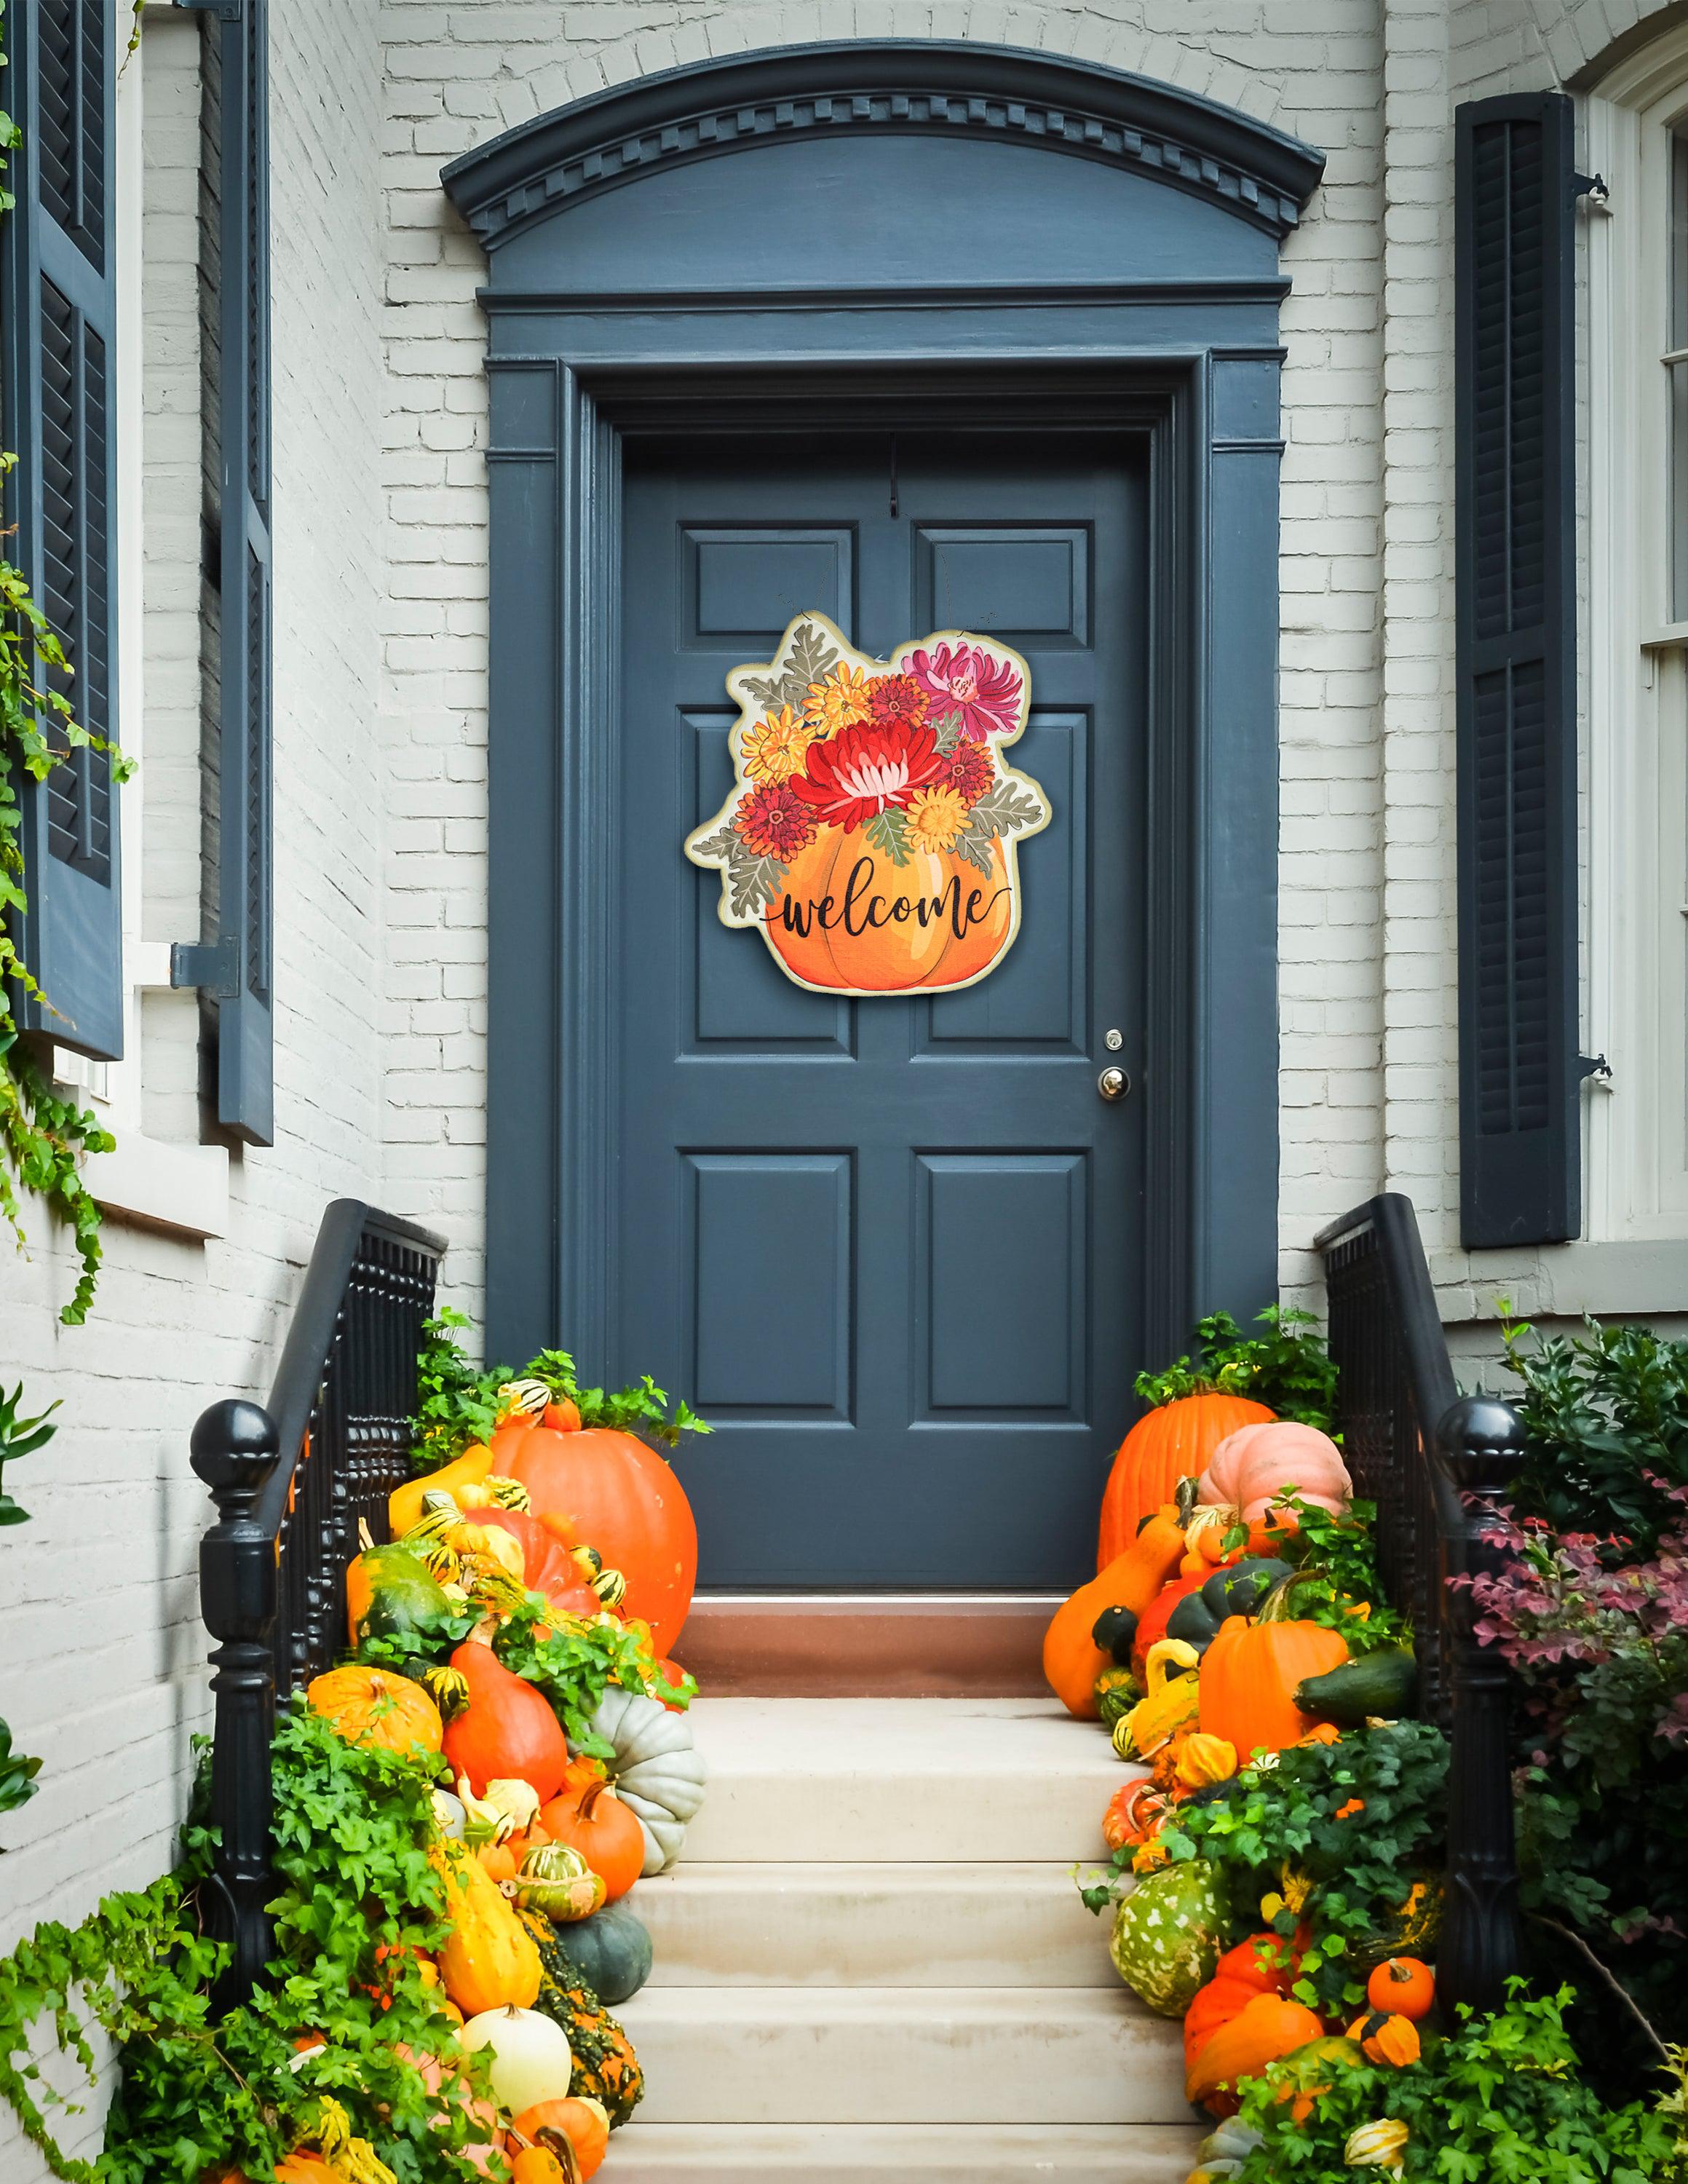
[53,15,228,1240]
[1585,37,1688,1241]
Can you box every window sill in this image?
[1437,1238,1688,1322]
[83,1129,229,1240]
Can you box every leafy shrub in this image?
[1500,1310,1688,1553]
[1135,1306,1339,1432]
[1231,1983,1680,2183]
[1461,1493,1688,2049]
[411,1309,708,1471]
[1150,1721,1449,2018]
[99,1706,491,2183]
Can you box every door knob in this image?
[1097,1065,1130,1102]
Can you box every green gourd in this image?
[1295,1644,1417,1726]
[1091,1604,1139,1665]
[547,1901,654,2005]
[1108,1858,1227,2017]
[519,1909,645,2126]
[1199,1556,1294,1623]
[346,1542,453,1647]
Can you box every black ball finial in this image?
[1434,1393,1531,1495]
[191,1398,281,1496]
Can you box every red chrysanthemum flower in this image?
[866,673,930,731]
[908,641,1023,742]
[946,740,994,807]
[788,716,948,833]
[734,778,816,862]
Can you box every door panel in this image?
[617,430,1146,1589]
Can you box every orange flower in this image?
[1335,1797,1366,1821]
[742,705,816,784]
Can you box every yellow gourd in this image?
[1112,1639,1202,1760]
[431,1838,542,2017]
[390,1444,496,1538]
[1176,1732,1238,1789]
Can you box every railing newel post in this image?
[1433,1390,1531,2016]
[190,1396,282,2014]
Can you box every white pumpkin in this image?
[590,1685,707,1875]
[457,2003,572,2114]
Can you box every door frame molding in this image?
[446,46,1323,1381]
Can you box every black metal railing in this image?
[1316,1192,1529,2016]
[190,1200,445,2006]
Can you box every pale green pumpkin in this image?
[1109,1857,1227,2017]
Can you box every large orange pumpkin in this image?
[493,1424,698,1653]
[1097,1392,1275,1569]
[764,826,1013,993]
[1198,1615,1350,1760]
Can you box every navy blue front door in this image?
[616,430,1147,1589]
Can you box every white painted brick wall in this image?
[1,3,389,2171]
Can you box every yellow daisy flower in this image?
[904,785,971,854]
[742,705,815,784]
[804,662,874,737]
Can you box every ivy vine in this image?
[0,18,131,1326]
[1,1708,496,2183]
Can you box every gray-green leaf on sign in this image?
[863,807,913,867]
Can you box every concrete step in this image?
[636,1860,1114,1987]
[681,1697,1131,1864]
[605,2121,1204,2180]
[615,1985,1189,2126]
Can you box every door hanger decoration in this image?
[685,613,1052,995]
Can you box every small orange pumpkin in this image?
[1197,1615,1350,1760]
[1367,1955,1435,2022]
[1350,2009,1422,2067]
[538,1778,646,1904]
[513,2097,611,2179]
[305,1665,443,1756]
[1186,1991,1326,2110]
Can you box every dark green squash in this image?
[1199,1555,1294,1623]
[519,1907,645,2126]
[1091,1604,1139,1665]
[1296,1645,1417,1727]
[546,1899,653,2005]
[1164,1590,1224,1653]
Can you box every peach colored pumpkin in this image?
[1198,1420,1352,1526]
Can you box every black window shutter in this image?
[1,0,123,1061]
[1454,94,1580,1248]
[180,0,272,1142]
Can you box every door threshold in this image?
[675,1593,1062,1698]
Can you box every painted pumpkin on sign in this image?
[685,614,1051,998]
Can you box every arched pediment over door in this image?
[442,46,1324,1429]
